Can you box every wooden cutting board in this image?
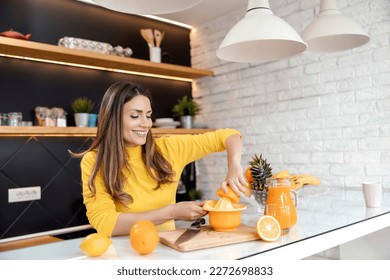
[159,225,260,252]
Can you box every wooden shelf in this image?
[0,37,213,81]
[0,126,214,137]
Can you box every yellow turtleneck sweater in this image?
[81,128,241,236]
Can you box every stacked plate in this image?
[153,118,180,128]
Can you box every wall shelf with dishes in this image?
[0,126,214,137]
[0,37,214,82]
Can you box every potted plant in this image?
[172,96,201,128]
[71,96,95,127]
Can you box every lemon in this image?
[80,233,112,257]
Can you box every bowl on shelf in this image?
[154,118,174,124]
[153,118,180,128]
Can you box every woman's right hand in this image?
[170,201,207,221]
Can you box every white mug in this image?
[362,182,382,208]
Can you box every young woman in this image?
[75,81,247,237]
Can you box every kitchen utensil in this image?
[154,29,164,47]
[0,29,31,40]
[149,46,161,62]
[203,200,247,231]
[140,28,155,47]
[173,218,205,246]
[159,224,259,252]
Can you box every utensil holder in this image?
[149,47,161,63]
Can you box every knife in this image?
[173,218,205,246]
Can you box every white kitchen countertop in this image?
[1,186,389,260]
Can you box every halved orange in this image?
[256,215,281,242]
[216,186,240,203]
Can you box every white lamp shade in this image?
[302,0,370,52]
[216,0,307,63]
[91,0,202,15]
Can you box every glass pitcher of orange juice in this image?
[264,178,297,235]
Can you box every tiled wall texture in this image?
[191,0,390,199]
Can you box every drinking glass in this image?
[264,204,291,235]
[0,113,9,126]
[8,112,22,126]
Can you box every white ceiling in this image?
[78,0,248,28]
[158,0,248,28]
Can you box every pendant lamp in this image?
[301,0,370,52]
[91,0,202,15]
[216,0,307,63]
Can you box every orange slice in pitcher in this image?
[256,215,281,242]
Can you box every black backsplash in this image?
[0,57,192,125]
[1,0,191,64]
[0,0,192,125]
[0,137,91,239]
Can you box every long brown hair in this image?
[73,81,175,206]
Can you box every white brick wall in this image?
[190,0,390,199]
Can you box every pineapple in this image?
[248,154,273,191]
[247,154,273,205]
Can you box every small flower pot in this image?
[88,113,98,127]
[74,113,90,127]
[180,115,193,128]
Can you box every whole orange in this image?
[245,167,254,183]
[130,220,159,255]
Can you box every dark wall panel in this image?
[0,57,191,125]
[0,0,192,125]
[0,0,190,64]
[0,137,91,239]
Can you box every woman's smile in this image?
[132,129,149,137]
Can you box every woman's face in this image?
[122,95,153,147]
